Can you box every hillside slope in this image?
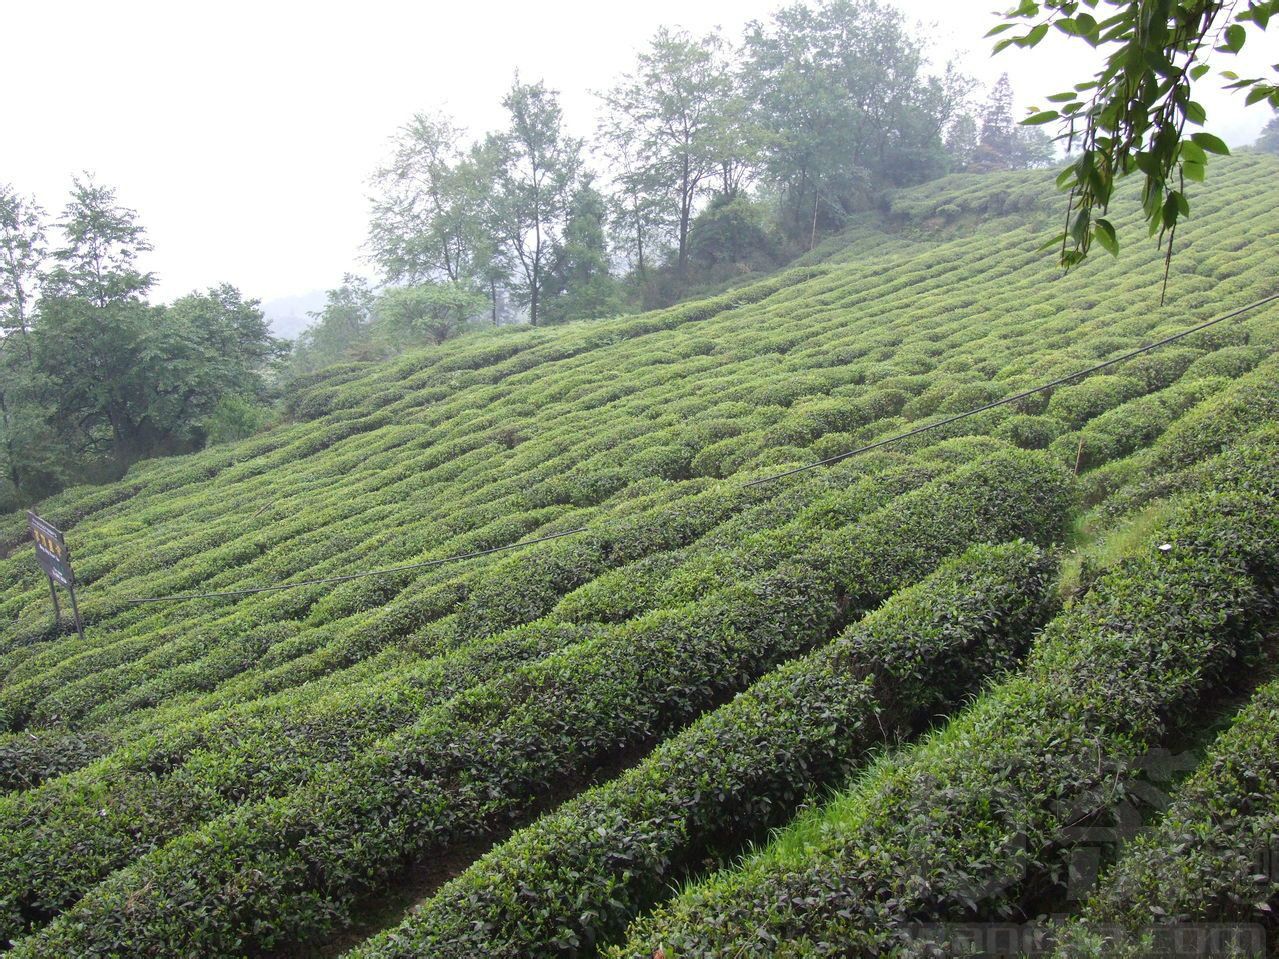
[1,156,1277,957]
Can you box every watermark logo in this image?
[889,748,1274,956]
[899,921,1266,957]
[1056,748,1200,901]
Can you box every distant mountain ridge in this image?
[260,289,327,340]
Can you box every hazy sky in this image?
[6,0,1276,308]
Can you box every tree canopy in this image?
[358,0,1025,327]
[599,28,742,276]
[744,0,970,243]
[1257,110,1279,152]
[0,178,285,509]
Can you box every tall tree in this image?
[706,64,764,200]
[0,186,51,503]
[600,131,664,282]
[968,73,1055,171]
[492,77,582,326]
[36,284,283,466]
[600,29,738,276]
[35,179,284,468]
[461,137,514,325]
[539,181,623,324]
[161,285,288,437]
[43,175,152,307]
[292,275,376,372]
[368,111,495,287]
[33,177,157,466]
[0,185,46,351]
[980,73,1016,149]
[1257,111,1279,153]
[944,112,980,171]
[744,0,963,246]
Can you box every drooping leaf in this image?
[1023,110,1060,125]
[1189,131,1230,155]
[1093,218,1119,256]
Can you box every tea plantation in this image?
[2,156,1277,958]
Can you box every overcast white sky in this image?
[5,0,1275,310]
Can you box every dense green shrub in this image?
[1145,355,1279,471]
[1049,376,1226,472]
[8,451,1073,954]
[1180,343,1266,381]
[0,619,605,935]
[617,442,1279,956]
[551,455,950,626]
[1120,346,1203,392]
[0,154,1275,957]
[994,414,1065,450]
[0,731,113,793]
[353,542,1057,958]
[1045,375,1145,427]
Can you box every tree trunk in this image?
[529,245,540,327]
[0,387,23,495]
[633,194,646,278]
[531,184,542,326]
[107,405,155,473]
[441,236,455,283]
[634,204,644,280]
[677,156,692,276]
[810,186,820,251]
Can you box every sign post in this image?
[27,511,84,641]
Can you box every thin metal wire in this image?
[125,527,588,604]
[743,291,1279,488]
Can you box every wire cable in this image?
[125,527,588,604]
[743,290,1279,488]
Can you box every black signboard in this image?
[28,512,74,587]
[27,511,84,639]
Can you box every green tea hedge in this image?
[8,450,1072,954]
[0,155,1275,957]
[354,541,1057,958]
[617,441,1278,957]
[1055,677,1279,957]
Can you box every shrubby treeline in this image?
[295,0,1052,371]
[0,178,286,511]
[1257,110,1279,153]
[4,0,1053,504]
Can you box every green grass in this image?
[1,156,1278,957]
[1058,501,1177,600]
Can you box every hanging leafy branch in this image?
[991,0,1279,285]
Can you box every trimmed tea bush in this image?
[617,444,1278,957]
[353,541,1057,958]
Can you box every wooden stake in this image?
[67,581,85,642]
[47,577,62,628]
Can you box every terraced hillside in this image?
[1,155,1277,958]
